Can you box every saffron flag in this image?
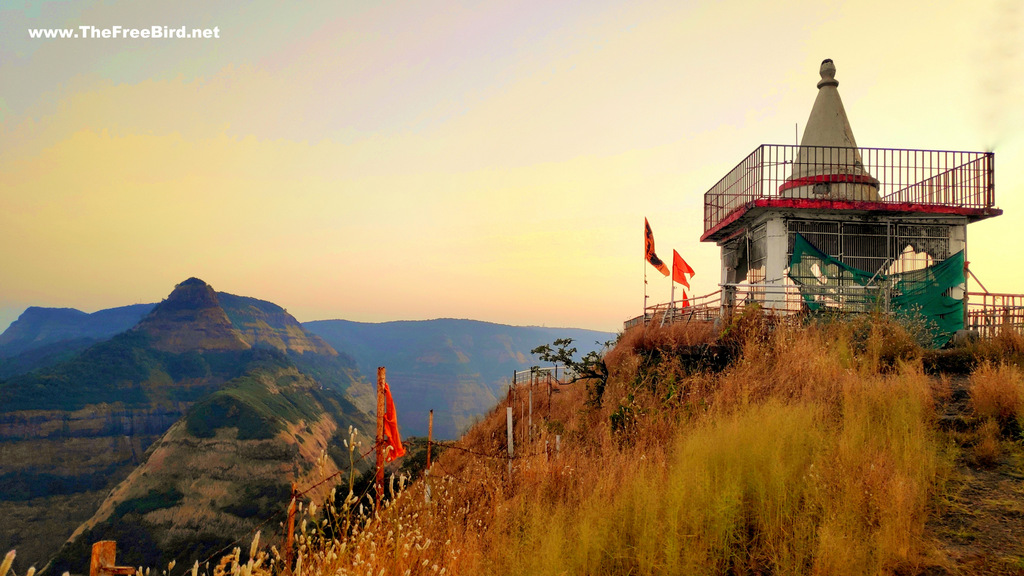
[644,218,670,276]
[382,381,406,462]
[672,250,695,288]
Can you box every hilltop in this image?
[222,312,1024,576]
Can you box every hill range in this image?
[0,278,613,571]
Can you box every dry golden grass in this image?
[972,418,1002,467]
[14,314,997,576]
[969,362,1024,424]
[235,315,957,576]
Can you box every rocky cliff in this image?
[134,279,250,354]
[217,292,336,355]
[49,363,373,575]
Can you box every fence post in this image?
[506,406,514,473]
[90,542,114,576]
[548,374,552,420]
[426,409,433,470]
[528,387,533,442]
[520,386,525,445]
[90,541,135,576]
[375,367,386,510]
[424,409,434,504]
[284,483,297,569]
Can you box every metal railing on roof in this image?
[703,145,995,235]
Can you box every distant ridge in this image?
[304,318,616,439]
[0,303,156,358]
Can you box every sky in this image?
[2,0,1023,334]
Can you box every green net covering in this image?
[789,233,965,347]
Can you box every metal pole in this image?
[520,386,525,444]
[547,373,552,420]
[644,222,648,324]
[506,406,514,471]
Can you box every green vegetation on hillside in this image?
[186,368,323,440]
[0,335,296,413]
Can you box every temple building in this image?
[698,59,1001,344]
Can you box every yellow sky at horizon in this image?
[2,0,1023,333]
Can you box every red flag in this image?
[382,381,406,462]
[672,250,694,288]
[679,290,691,308]
[644,218,670,276]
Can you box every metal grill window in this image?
[788,221,840,259]
[786,219,952,278]
[748,224,767,285]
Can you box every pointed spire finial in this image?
[817,58,838,89]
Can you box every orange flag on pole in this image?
[672,250,695,288]
[382,381,406,462]
[644,218,670,276]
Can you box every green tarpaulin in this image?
[788,233,965,347]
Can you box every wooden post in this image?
[375,367,386,510]
[284,483,297,569]
[425,409,434,504]
[90,541,115,576]
[90,541,135,576]
[426,409,434,470]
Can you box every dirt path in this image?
[926,381,1024,575]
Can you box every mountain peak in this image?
[134,278,249,353]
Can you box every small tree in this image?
[531,338,611,406]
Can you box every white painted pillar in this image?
[764,217,789,310]
[950,223,967,299]
[720,245,733,312]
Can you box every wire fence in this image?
[627,285,1024,341]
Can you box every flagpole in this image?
[643,252,648,322]
[670,275,675,310]
[669,249,676,316]
[643,217,648,322]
